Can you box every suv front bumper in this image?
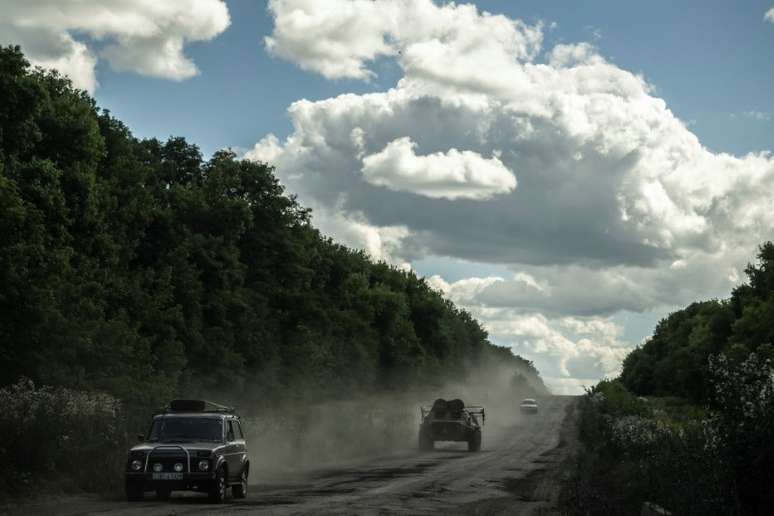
[126,471,216,491]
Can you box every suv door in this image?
[225,419,247,481]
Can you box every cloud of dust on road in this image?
[230,359,547,478]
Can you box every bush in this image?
[569,380,734,515]
[578,379,649,447]
[0,378,126,498]
[709,353,774,513]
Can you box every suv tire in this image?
[208,466,227,503]
[232,468,248,499]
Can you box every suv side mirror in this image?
[137,434,145,442]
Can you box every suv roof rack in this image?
[156,399,236,415]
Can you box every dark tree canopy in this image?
[0,46,543,409]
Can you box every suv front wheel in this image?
[232,467,248,499]
[208,467,227,503]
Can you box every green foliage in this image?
[587,379,649,417]
[572,383,734,515]
[709,353,774,513]
[571,354,774,515]
[645,396,708,425]
[572,242,774,515]
[0,45,543,414]
[620,242,774,403]
[0,379,126,498]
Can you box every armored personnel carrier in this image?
[418,398,484,452]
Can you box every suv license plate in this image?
[152,472,183,480]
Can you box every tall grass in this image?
[0,379,127,499]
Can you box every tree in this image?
[0,45,545,409]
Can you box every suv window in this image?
[226,420,236,442]
[148,417,223,442]
[235,420,244,439]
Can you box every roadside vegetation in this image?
[565,244,774,515]
[0,379,126,496]
[0,45,545,500]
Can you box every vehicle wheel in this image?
[468,429,482,452]
[125,480,144,501]
[418,429,434,451]
[232,468,248,499]
[156,487,171,500]
[208,466,227,503]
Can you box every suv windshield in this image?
[148,417,223,442]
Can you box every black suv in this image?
[125,400,249,502]
[418,398,484,452]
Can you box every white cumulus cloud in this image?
[765,8,774,22]
[0,0,230,92]
[265,0,542,82]
[474,309,630,390]
[361,137,516,200]
[265,0,396,80]
[312,206,413,265]
[255,0,774,392]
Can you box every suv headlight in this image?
[130,459,143,471]
[198,460,209,471]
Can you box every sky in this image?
[2,0,774,393]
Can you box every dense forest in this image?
[0,45,543,415]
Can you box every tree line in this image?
[0,45,543,413]
[620,242,774,404]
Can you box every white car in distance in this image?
[519,398,539,414]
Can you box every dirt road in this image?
[7,396,578,516]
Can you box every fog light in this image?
[174,462,184,472]
[130,459,143,471]
[198,460,209,471]
[153,463,163,472]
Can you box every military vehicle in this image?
[125,400,249,503]
[418,398,484,452]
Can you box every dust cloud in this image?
[234,360,548,479]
